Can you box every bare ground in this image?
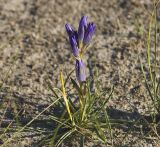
[0,0,160,146]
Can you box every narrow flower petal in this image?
[75,59,86,82]
[78,16,88,42]
[69,36,79,57]
[83,23,96,44]
[65,23,74,37]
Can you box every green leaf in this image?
[103,107,113,145]
[46,80,65,108]
[71,78,82,95]
[94,117,106,143]
[90,86,114,115]
[156,78,160,96]
[64,69,74,87]
[55,129,75,147]
[68,95,78,111]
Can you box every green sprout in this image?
[141,0,160,114]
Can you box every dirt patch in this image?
[0,0,159,146]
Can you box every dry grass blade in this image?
[60,72,74,124]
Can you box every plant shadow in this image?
[0,93,160,146]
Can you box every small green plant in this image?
[45,16,114,146]
[141,1,160,114]
[46,72,113,146]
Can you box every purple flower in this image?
[83,23,96,45]
[69,35,79,57]
[65,16,96,53]
[65,24,79,57]
[65,16,95,83]
[78,16,88,42]
[75,59,86,82]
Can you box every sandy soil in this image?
[0,0,159,146]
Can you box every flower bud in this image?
[69,36,79,57]
[83,23,96,45]
[75,59,86,82]
[78,16,88,42]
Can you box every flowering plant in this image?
[65,16,96,83]
[47,16,113,146]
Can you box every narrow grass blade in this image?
[64,69,74,87]
[49,110,66,147]
[94,117,106,143]
[60,72,73,123]
[68,95,78,111]
[103,107,113,146]
[141,63,158,110]
[46,80,65,107]
[140,63,151,96]
[147,10,154,84]
[55,129,75,147]
[81,96,87,122]
[91,86,114,115]
[71,78,82,95]
[1,97,61,146]
[156,78,160,95]
[70,77,83,112]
